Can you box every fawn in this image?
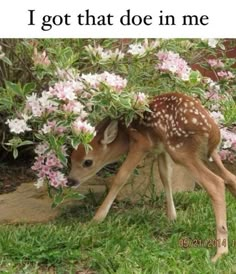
[68,92,236,262]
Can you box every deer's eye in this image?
[82,159,93,168]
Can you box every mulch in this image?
[0,164,35,194]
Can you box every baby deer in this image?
[68,92,236,262]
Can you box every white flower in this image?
[128,43,146,56]
[21,114,32,121]
[85,45,124,62]
[210,111,224,124]
[207,39,219,48]
[128,39,160,57]
[222,140,233,149]
[41,123,52,134]
[201,38,219,48]
[35,143,49,156]
[6,118,32,134]
[34,178,45,189]
[81,73,101,88]
[26,93,43,117]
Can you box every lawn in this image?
[0,190,236,274]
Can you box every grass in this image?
[0,190,236,273]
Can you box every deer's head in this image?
[68,119,129,187]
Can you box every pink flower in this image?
[232,142,236,151]
[100,71,127,92]
[32,48,51,66]
[40,121,66,135]
[72,119,96,136]
[81,72,127,92]
[219,150,231,161]
[49,82,77,101]
[32,142,68,188]
[46,154,62,168]
[221,128,236,146]
[26,93,43,117]
[26,92,58,117]
[48,171,67,188]
[207,59,224,68]
[63,100,84,113]
[133,92,148,107]
[156,51,191,81]
[217,71,235,80]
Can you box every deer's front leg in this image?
[93,130,151,222]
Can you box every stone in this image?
[0,183,60,224]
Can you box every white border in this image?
[0,0,235,38]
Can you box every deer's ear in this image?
[101,120,119,145]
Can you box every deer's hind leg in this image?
[211,150,236,197]
[169,146,228,262]
[158,152,176,221]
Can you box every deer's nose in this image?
[67,178,80,187]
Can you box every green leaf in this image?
[17,140,34,147]
[23,82,36,95]
[0,97,13,110]
[71,137,81,149]
[1,56,12,66]
[63,191,84,201]
[189,87,205,98]
[5,81,23,96]
[189,71,200,84]
[57,151,68,166]
[48,135,58,150]
[13,148,18,159]
[51,193,64,208]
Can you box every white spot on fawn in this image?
[192,118,198,124]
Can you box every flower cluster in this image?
[219,128,236,163]
[132,92,148,108]
[156,51,191,81]
[208,59,224,68]
[72,119,96,136]
[127,39,160,57]
[210,111,224,124]
[217,71,234,80]
[32,48,51,66]
[6,117,32,134]
[201,39,219,48]
[81,71,127,92]
[85,44,124,63]
[26,91,58,117]
[5,68,133,188]
[32,143,68,188]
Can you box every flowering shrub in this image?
[0,38,236,204]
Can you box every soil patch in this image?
[0,163,35,194]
